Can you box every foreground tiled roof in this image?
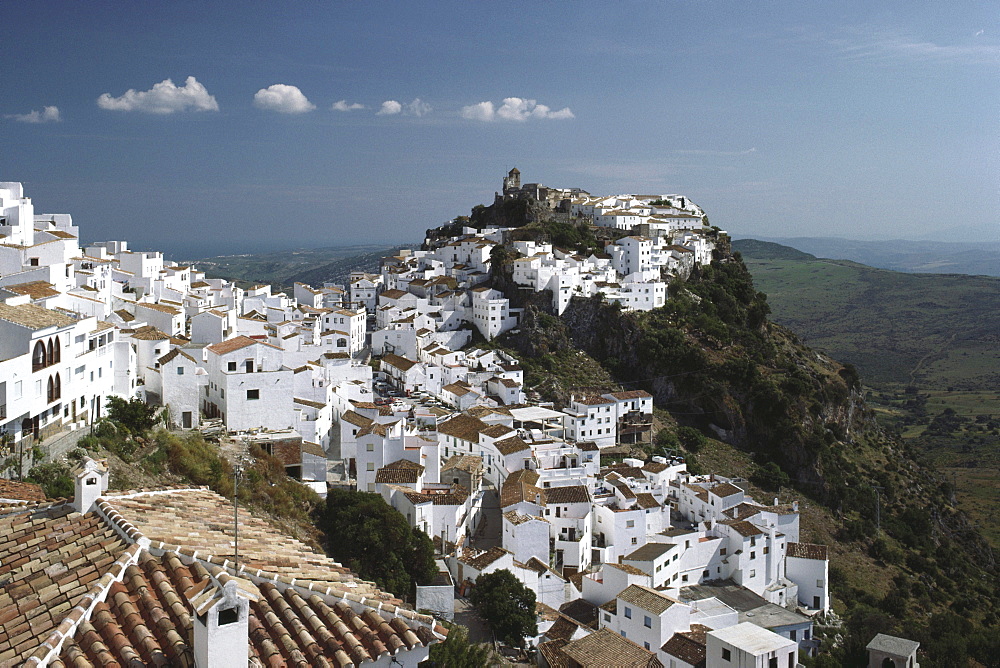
[0,503,129,665]
[103,489,394,596]
[48,552,439,667]
[1,487,445,666]
[0,478,45,502]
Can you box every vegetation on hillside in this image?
[736,239,1000,553]
[487,242,998,666]
[318,489,438,600]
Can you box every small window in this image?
[749,569,756,577]
[228,361,237,371]
[177,367,185,375]
[246,389,259,400]
[623,606,631,619]
[366,463,374,471]
[722,648,731,661]
[750,551,756,559]
[790,629,797,641]
[366,443,374,452]
[643,615,651,628]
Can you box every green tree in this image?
[319,489,437,599]
[25,462,73,498]
[423,621,494,667]
[105,396,158,435]
[469,569,537,648]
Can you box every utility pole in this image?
[233,457,243,569]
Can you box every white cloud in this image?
[332,100,365,111]
[6,106,61,123]
[377,98,431,117]
[462,97,574,122]
[253,84,315,114]
[406,98,432,116]
[460,101,495,121]
[97,76,219,114]
[377,100,403,116]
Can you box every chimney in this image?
[72,457,109,514]
[189,576,256,668]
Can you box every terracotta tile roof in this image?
[661,629,706,667]
[636,493,660,509]
[643,461,668,473]
[48,549,440,666]
[480,424,513,438]
[577,441,599,452]
[605,390,652,400]
[709,482,743,499]
[113,309,135,322]
[158,348,196,365]
[4,281,60,300]
[559,599,599,630]
[605,562,648,576]
[538,638,570,668]
[442,382,473,397]
[206,335,261,355]
[0,503,129,665]
[128,325,170,341]
[441,455,483,474]
[503,510,547,526]
[374,460,425,485]
[544,485,590,505]
[457,546,510,571]
[135,300,181,315]
[494,435,529,456]
[684,484,709,502]
[499,469,542,509]
[574,395,615,406]
[618,585,678,615]
[0,479,45,502]
[786,542,829,560]
[560,627,663,667]
[545,615,584,642]
[721,519,764,538]
[381,353,417,372]
[102,489,385,595]
[402,486,469,507]
[437,414,490,443]
[602,464,645,480]
[293,397,326,409]
[0,302,77,330]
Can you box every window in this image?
[790,629,797,641]
[720,548,727,556]
[246,389,259,400]
[228,361,237,371]
[177,367,185,375]
[681,574,688,582]
[644,642,650,650]
[643,615,652,628]
[366,463,374,471]
[366,443,374,452]
[722,648,731,661]
[631,537,638,545]
[749,569,756,577]
[703,570,710,579]
[623,606,631,619]
[626,520,634,528]
[816,579,824,588]
[750,551,756,559]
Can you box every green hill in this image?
[735,238,1000,550]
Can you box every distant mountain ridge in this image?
[736,235,1000,277]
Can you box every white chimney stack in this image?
[188,577,256,668]
[72,457,109,514]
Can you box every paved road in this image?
[470,486,501,551]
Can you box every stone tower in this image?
[503,167,521,194]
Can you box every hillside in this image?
[735,239,1000,550]
[468,230,998,665]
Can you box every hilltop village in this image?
[0,174,922,667]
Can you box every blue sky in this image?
[2,1,998,257]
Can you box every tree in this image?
[105,396,158,435]
[423,621,493,667]
[469,569,537,648]
[319,489,437,599]
[25,462,73,498]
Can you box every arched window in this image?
[53,373,61,401]
[47,339,55,366]
[47,376,55,403]
[337,338,348,348]
[33,341,47,371]
[52,336,61,364]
